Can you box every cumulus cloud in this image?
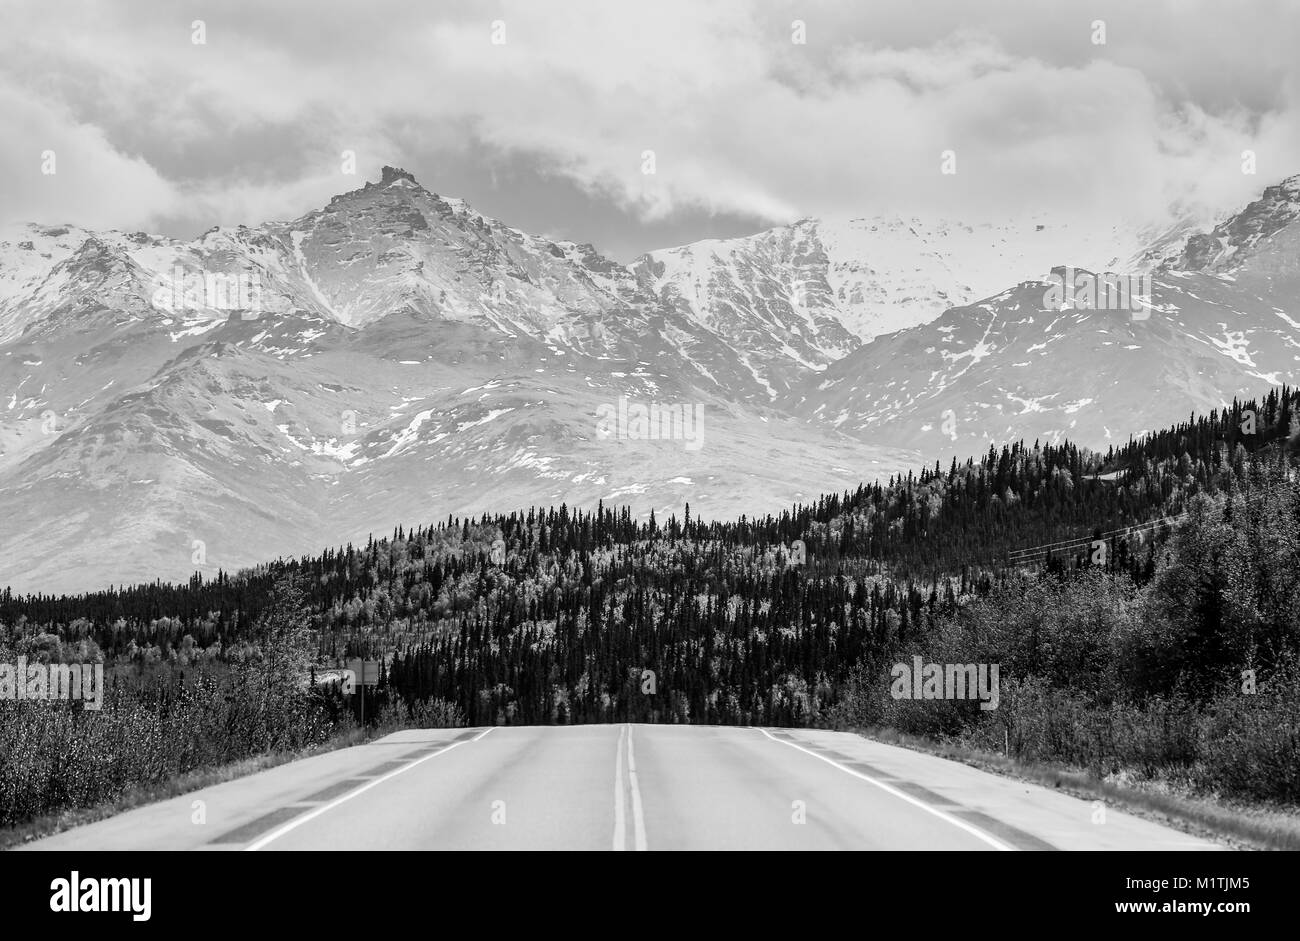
[0,0,1297,249]
[0,86,178,230]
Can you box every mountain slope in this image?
[781,172,1300,460]
[0,169,918,593]
[783,267,1299,459]
[632,211,1207,378]
[1,167,1296,593]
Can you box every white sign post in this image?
[345,659,381,734]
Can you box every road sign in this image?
[345,659,380,686]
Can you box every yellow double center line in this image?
[612,723,647,851]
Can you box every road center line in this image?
[756,729,1012,851]
[613,724,627,851]
[244,727,496,851]
[626,724,647,851]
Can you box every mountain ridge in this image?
[1,166,1296,593]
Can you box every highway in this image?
[21,725,1222,851]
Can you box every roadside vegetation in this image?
[2,387,1297,836]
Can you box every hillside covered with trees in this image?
[2,387,1298,825]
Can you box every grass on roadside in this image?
[0,722,381,851]
[846,724,1300,851]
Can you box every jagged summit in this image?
[325,166,432,212]
[2,167,1300,592]
[1167,170,1300,272]
[380,165,418,186]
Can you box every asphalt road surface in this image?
[22,725,1223,851]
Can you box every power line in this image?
[1006,514,1187,558]
[1001,480,1294,569]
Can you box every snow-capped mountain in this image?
[784,177,1300,459]
[0,168,918,593]
[0,167,1294,593]
[1167,175,1300,273]
[633,211,1205,363]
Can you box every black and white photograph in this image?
[0,0,1295,919]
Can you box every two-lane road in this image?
[22,725,1222,851]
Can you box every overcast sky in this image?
[2,0,1298,261]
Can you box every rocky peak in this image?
[380,165,418,186]
[1166,172,1300,272]
[321,166,430,216]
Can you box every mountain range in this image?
[2,165,1296,593]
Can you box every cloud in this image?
[0,0,1297,243]
[0,86,178,230]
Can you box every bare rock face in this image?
[1168,175,1300,273]
[380,165,417,186]
[0,168,1296,593]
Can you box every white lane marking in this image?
[756,728,1012,851]
[612,724,627,851]
[245,728,496,851]
[626,724,647,851]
